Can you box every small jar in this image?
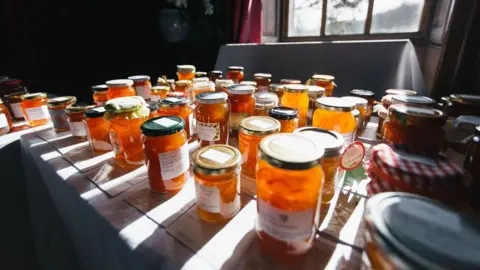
[177,65,196,81]
[84,106,112,153]
[192,81,215,101]
[269,84,285,104]
[391,95,436,107]
[105,96,150,165]
[294,128,344,204]
[375,104,388,139]
[147,101,160,119]
[175,80,192,94]
[226,66,244,83]
[92,85,108,106]
[47,96,77,132]
[215,79,234,93]
[167,91,188,99]
[341,96,368,130]
[0,98,13,135]
[158,97,194,140]
[4,91,27,120]
[150,86,170,101]
[254,92,279,116]
[256,134,324,260]
[313,97,357,144]
[281,84,309,127]
[254,73,271,92]
[350,89,375,123]
[21,93,50,127]
[209,70,223,82]
[106,79,136,100]
[193,144,242,223]
[66,103,94,140]
[195,92,229,147]
[312,74,335,97]
[239,116,280,179]
[142,116,189,193]
[128,75,152,100]
[280,79,301,85]
[240,81,257,91]
[307,85,326,125]
[269,107,298,133]
[226,84,256,146]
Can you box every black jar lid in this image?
[84,106,107,118]
[269,107,298,120]
[141,116,185,137]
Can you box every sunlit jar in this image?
[167,91,188,99]
[128,75,152,100]
[312,75,335,97]
[280,79,301,85]
[147,101,160,118]
[195,92,229,147]
[226,66,244,83]
[84,106,112,153]
[294,128,344,204]
[105,96,150,165]
[4,91,27,120]
[21,93,50,127]
[313,97,356,144]
[376,104,388,139]
[391,95,436,107]
[350,89,375,123]
[177,65,196,81]
[341,96,368,130]
[158,97,194,140]
[252,73,271,92]
[142,116,189,193]
[193,144,242,223]
[195,71,207,78]
[192,81,215,101]
[106,79,136,100]
[209,70,222,82]
[240,81,257,91]
[269,84,285,104]
[226,84,255,146]
[174,80,192,94]
[150,86,170,102]
[215,79,234,93]
[281,84,309,127]
[0,98,13,135]
[269,107,298,133]
[254,92,279,116]
[47,96,77,132]
[307,85,326,125]
[256,133,325,260]
[91,85,108,106]
[65,103,94,140]
[239,116,280,179]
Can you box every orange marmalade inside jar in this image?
[281,84,309,128]
[150,86,170,102]
[254,92,279,116]
[195,92,229,147]
[177,64,196,81]
[313,97,357,144]
[239,116,280,179]
[350,89,375,123]
[128,75,152,101]
[158,97,194,140]
[312,74,335,97]
[84,106,112,153]
[21,92,50,127]
[226,66,244,83]
[269,84,285,104]
[254,73,272,92]
[209,70,223,82]
[307,86,325,125]
[226,84,256,147]
[341,96,368,130]
[92,84,108,106]
[142,116,189,193]
[192,81,215,101]
[4,91,27,120]
[106,79,136,100]
[175,80,192,95]
[47,96,77,132]
[269,107,298,133]
[215,79,234,93]
[0,98,13,135]
[256,134,324,261]
[147,101,159,119]
[193,144,242,223]
[66,103,94,140]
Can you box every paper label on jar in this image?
[109,131,121,155]
[0,113,9,129]
[188,113,195,135]
[229,113,248,130]
[201,148,232,164]
[92,139,113,151]
[197,121,220,141]
[150,95,161,102]
[195,181,220,213]
[257,198,314,242]
[68,121,87,137]
[258,86,269,92]
[10,102,24,118]
[25,105,50,121]
[342,132,354,144]
[154,117,179,128]
[220,179,241,217]
[135,85,151,100]
[158,142,190,181]
[49,109,68,130]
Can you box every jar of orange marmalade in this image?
[106,79,136,100]
[192,81,215,101]
[269,107,298,133]
[147,101,159,119]
[4,91,27,120]
[227,84,255,147]
[280,79,301,85]
[92,85,108,106]
[312,74,335,97]
[142,116,189,193]
[66,103,94,140]
[193,144,242,223]
[209,70,222,82]
[150,86,170,101]
[105,96,150,165]
[307,85,326,125]
[253,73,271,92]
[0,98,13,135]
[215,79,234,93]
[175,80,192,94]
[177,65,196,81]
[254,92,278,116]
[239,116,280,179]
[341,96,368,130]
[226,66,244,83]
[256,133,325,261]
[350,89,375,123]
[294,127,344,204]
[21,93,50,127]
[158,97,194,140]
[281,84,309,127]
[47,96,77,132]
[84,106,112,153]
[269,84,285,104]
[195,92,229,147]
[128,75,152,101]
[313,97,357,144]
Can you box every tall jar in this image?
[253,92,279,116]
[256,134,325,261]
[209,70,223,82]
[92,85,108,106]
[128,75,152,101]
[350,89,375,123]
[158,97,194,140]
[254,73,271,92]
[177,65,196,81]
[281,84,309,127]
[195,92,229,147]
[106,79,136,100]
[0,98,13,135]
[66,103,94,140]
[4,91,27,120]
[47,96,77,132]
[226,84,255,147]
[269,107,298,133]
[226,66,244,83]
[215,79,234,93]
[20,93,50,127]
[150,86,170,101]
[312,74,335,97]
[239,116,280,179]
[341,96,368,130]
[193,144,242,223]
[313,97,357,144]
[269,84,285,104]
[84,106,112,153]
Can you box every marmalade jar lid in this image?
[385,89,417,96]
[269,84,284,92]
[193,81,215,91]
[269,107,298,120]
[193,144,241,176]
[146,101,159,111]
[84,106,107,118]
[104,96,147,113]
[215,79,234,88]
[23,92,47,100]
[308,86,326,98]
[226,84,255,95]
[341,96,368,107]
[350,89,375,98]
[315,97,355,112]
[228,66,244,71]
[280,79,301,84]
[196,92,228,104]
[91,84,108,92]
[157,77,168,85]
[141,116,185,137]
[366,192,480,269]
[195,71,207,78]
[65,103,94,113]
[209,70,222,76]
[47,96,77,107]
[177,65,196,73]
[106,79,134,87]
[239,116,280,136]
[294,127,344,157]
[312,74,335,81]
[192,77,209,83]
[175,80,193,87]
[284,84,308,93]
[254,73,272,79]
[159,97,189,108]
[449,94,480,105]
[151,86,170,93]
[254,92,278,105]
[240,81,257,87]
[128,75,150,82]
[259,133,324,170]
[391,95,436,106]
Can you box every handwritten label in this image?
[195,181,220,213]
[197,122,220,141]
[135,85,151,100]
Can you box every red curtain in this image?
[229,0,262,43]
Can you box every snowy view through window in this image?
[288,0,425,36]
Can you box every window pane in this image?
[326,0,369,35]
[288,0,323,37]
[263,0,277,37]
[371,0,425,33]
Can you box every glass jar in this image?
[350,89,375,123]
[444,94,480,117]
[312,74,335,97]
[391,95,436,107]
[307,85,326,125]
[215,79,234,93]
[0,98,13,135]
[147,101,159,118]
[174,80,192,94]
[254,73,271,92]
[47,96,77,132]
[383,104,446,155]
[269,84,285,104]
[158,97,194,140]
[142,116,189,193]
[294,128,344,204]
[105,96,150,165]
[91,85,108,106]
[254,92,279,116]
[240,81,257,91]
[156,77,169,87]
[167,91,188,99]
[256,134,325,260]
[269,107,298,133]
[167,79,175,90]
[193,77,209,84]
[192,81,215,101]
[193,144,242,223]
[84,106,112,153]
[21,93,50,127]
[281,84,309,127]
[280,79,301,85]
[4,91,27,120]
[177,65,196,81]
[375,104,388,139]
[66,103,94,140]
[209,70,222,82]
[128,75,152,100]
[341,96,368,130]
[150,86,170,101]
[239,116,280,179]
[195,71,207,78]
[106,79,136,100]
[195,92,229,147]
[313,97,357,144]
[227,84,256,147]
[226,66,244,83]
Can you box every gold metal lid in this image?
[240,81,257,87]
[106,79,134,87]
[196,92,228,104]
[177,65,196,73]
[341,96,368,107]
[254,73,272,79]
[175,80,192,87]
[47,96,77,107]
[385,89,417,96]
[65,103,94,113]
[228,66,244,71]
[254,92,278,105]
[312,74,335,82]
[151,86,170,93]
[239,116,280,136]
[294,127,344,157]
[193,145,241,176]
[23,92,47,100]
[315,97,355,112]
[284,84,308,93]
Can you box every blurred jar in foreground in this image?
[21,92,50,127]
[209,70,222,82]
[150,86,170,101]
[269,107,298,133]
[128,75,152,101]
[254,92,278,116]
[66,103,94,140]
[215,79,234,93]
[269,84,285,104]
[47,96,76,132]
[312,74,335,97]
[226,66,244,83]
[341,96,368,130]
[307,85,325,125]
[0,98,13,135]
[350,89,375,123]
[313,97,356,144]
[195,92,229,147]
[158,97,194,140]
[177,65,196,81]
[92,84,108,106]
[227,84,255,146]
[281,84,309,127]
[84,106,112,153]
[254,73,271,92]
[381,89,417,109]
[4,91,27,120]
[106,79,136,100]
